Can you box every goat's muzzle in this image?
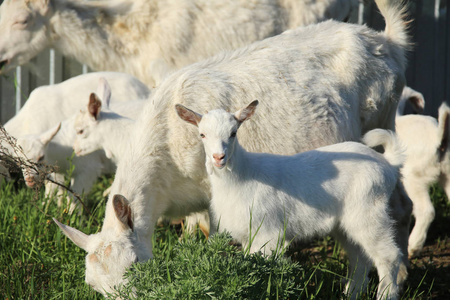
[212,153,226,168]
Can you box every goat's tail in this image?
[437,102,450,160]
[375,0,410,71]
[362,129,405,168]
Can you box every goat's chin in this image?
[214,163,226,169]
[25,180,36,188]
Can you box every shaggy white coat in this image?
[55,0,410,295]
[0,0,358,86]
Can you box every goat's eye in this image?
[230,132,237,138]
[77,129,84,135]
[200,133,205,138]
[13,16,29,27]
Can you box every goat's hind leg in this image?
[390,182,412,287]
[405,178,435,258]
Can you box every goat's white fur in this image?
[73,91,141,165]
[54,0,409,295]
[177,100,411,300]
[2,72,149,207]
[395,102,450,257]
[2,72,149,139]
[0,0,357,86]
[73,85,210,235]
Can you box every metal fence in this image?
[0,0,449,125]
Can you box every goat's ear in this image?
[34,0,51,15]
[113,194,134,232]
[175,104,202,126]
[88,93,102,120]
[53,218,90,251]
[408,93,425,114]
[234,100,259,123]
[40,122,61,145]
[438,102,450,161]
[97,77,112,109]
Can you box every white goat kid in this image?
[73,89,211,236]
[73,92,140,165]
[177,101,410,300]
[396,102,450,257]
[0,72,149,185]
[8,75,149,211]
[53,0,409,295]
[0,0,357,86]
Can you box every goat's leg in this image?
[404,178,434,257]
[389,183,412,286]
[333,231,371,300]
[67,165,102,214]
[344,203,401,300]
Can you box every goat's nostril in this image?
[213,153,225,161]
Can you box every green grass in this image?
[1,177,448,299]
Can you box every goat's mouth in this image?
[213,162,226,169]
[25,178,36,188]
[0,59,9,71]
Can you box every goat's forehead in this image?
[74,111,90,127]
[200,110,237,133]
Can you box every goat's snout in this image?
[24,175,36,188]
[212,153,226,168]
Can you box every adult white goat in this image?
[0,0,357,87]
[396,102,450,257]
[0,72,150,186]
[176,100,411,300]
[54,0,409,295]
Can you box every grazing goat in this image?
[0,72,150,186]
[176,100,411,300]
[396,102,450,257]
[0,0,357,86]
[54,0,409,295]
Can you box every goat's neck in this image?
[212,140,251,180]
[100,116,135,164]
[48,0,129,75]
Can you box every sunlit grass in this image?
[1,177,447,299]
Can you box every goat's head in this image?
[74,78,112,157]
[176,100,258,172]
[0,0,53,74]
[54,194,150,296]
[16,122,60,187]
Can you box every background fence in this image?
[0,0,449,125]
